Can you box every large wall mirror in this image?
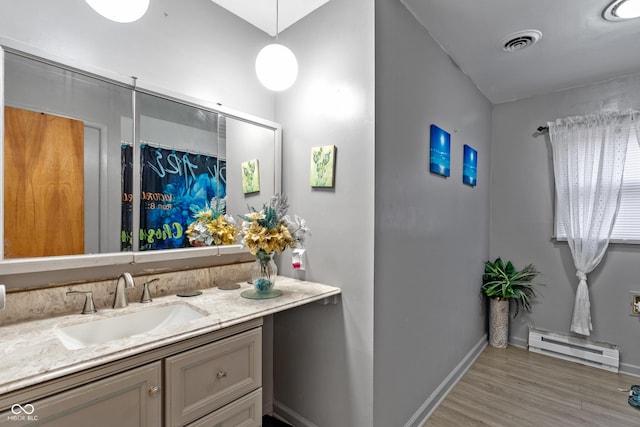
[1,47,281,277]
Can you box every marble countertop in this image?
[0,276,340,395]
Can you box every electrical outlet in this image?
[631,291,640,316]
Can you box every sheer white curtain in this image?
[548,110,638,336]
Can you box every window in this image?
[555,132,640,243]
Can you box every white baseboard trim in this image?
[617,362,640,378]
[263,398,273,419]
[273,399,319,427]
[404,334,488,427]
[509,334,528,349]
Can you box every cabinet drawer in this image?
[0,362,162,427]
[166,328,262,427]
[187,389,262,427]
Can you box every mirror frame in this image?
[0,45,281,276]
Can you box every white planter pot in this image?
[489,298,509,348]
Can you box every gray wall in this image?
[272,0,375,425]
[374,0,491,425]
[491,73,640,375]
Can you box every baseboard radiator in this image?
[528,327,619,373]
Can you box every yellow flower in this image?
[239,195,310,255]
[241,220,291,255]
[186,214,238,246]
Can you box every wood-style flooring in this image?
[424,345,640,426]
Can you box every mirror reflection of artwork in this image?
[429,124,451,177]
[242,159,260,194]
[310,145,336,188]
[140,145,226,251]
[463,144,478,187]
[121,144,133,251]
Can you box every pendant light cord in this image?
[275,0,280,40]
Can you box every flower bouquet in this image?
[185,198,238,247]
[239,194,309,299]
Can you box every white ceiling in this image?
[210,0,331,37]
[214,0,640,104]
[400,0,640,103]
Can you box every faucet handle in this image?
[67,290,97,314]
[141,278,159,303]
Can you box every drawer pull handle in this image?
[216,371,227,379]
[149,386,160,397]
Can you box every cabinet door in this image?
[187,389,262,427]
[166,328,262,427]
[0,362,161,427]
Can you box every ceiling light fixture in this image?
[255,0,298,91]
[603,0,640,21]
[85,0,150,23]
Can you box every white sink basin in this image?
[55,303,207,350]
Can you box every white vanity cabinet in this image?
[165,328,262,427]
[0,320,262,427]
[0,362,162,427]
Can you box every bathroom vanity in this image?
[0,277,340,426]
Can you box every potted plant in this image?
[482,258,541,348]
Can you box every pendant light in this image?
[604,0,640,20]
[255,0,298,91]
[85,0,150,23]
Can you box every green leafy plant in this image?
[482,258,541,317]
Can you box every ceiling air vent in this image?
[500,30,542,53]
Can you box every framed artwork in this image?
[241,159,260,194]
[429,124,451,177]
[463,144,477,187]
[310,145,336,187]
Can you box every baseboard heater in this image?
[528,327,619,373]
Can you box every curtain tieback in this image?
[576,271,587,281]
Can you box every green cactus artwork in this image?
[241,159,260,194]
[309,145,336,187]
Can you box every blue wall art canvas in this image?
[429,124,451,177]
[463,144,478,187]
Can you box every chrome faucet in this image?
[113,272,135,309]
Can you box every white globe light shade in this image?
[85,0,150,23]
[255,44,298,91]
[616,0,640,18]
